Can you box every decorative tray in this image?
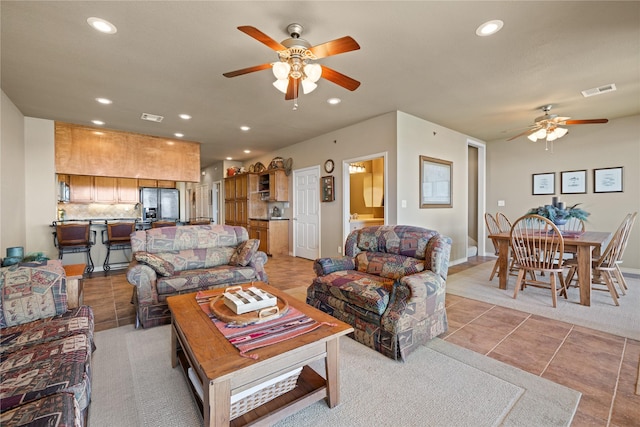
[209,293,289,327]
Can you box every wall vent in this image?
[581,83,617,98]
[141,112,164,122]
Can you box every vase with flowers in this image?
[527,203,590,225]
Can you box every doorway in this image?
[292,166,321,260]
[342,152,387,242]
[467,140,486,257]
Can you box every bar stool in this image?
[52,221,95,274]
[102,221,136,272]
[188,218,212,225]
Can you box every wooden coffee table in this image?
[167,282,354,426]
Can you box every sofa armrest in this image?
[426,234,452,281]
[313,256,356,276]
[248,251,269,282]
[400,270,446,304]
[126,260,159,306]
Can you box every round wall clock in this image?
[324,159,335,173]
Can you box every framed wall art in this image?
[321,175,335,202]
[420,155,452,208]
[532,172,555,195]
[561,170,587,194]
[594,167,623,193]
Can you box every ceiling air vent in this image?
[141,112,164,122]
[581,83,617,98]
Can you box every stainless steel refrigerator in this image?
[141,188,179,221]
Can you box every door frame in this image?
[467,139,487,257]
[341,151,388,244]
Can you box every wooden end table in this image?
[63,263,85,308]
[167,282,353,426]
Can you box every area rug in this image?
[447,262,640,340]
[89,324,580,427]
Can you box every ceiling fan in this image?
[223,24,360,106]
[507,105,608,146]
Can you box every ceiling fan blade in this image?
[562,119,609,125]
[507,127,540,141]
[285,77,299,100]
[320,66,361,91]
[309,36,360,59]
[223,63,272,78]
[237,26,286,51]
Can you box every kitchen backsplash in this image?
[58,203,140,220]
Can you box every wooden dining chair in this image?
[556,217,586,262]
[564,214,631,306]
[511,214,567,308]
[495,212,512,233]
[614,212,637,293]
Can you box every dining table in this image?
[488,230,612,306]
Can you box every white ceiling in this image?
[2,1,639,168]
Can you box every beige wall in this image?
[1,90,27,256]
[247,112,398,258]
[487,114,640,272]
[396,111,481,264]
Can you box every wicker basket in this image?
[230,367,302,419]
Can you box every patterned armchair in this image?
[307,225,451,361]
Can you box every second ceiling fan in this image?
[223,24,360,105]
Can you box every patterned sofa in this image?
[307,225,452,361]
[127,224,268,328]
[0,260,95,427]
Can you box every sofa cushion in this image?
[0,393,81,427]
[144,225,248,253]
[312,270,393,315]
[135,252,175,276]
[229,239,259,266]
[155,247,236,272]
[0,262,67,328]
[156,265,259,296]
[355,252,424,280]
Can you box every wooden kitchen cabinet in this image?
[138,179,175,188]
[224,173,264,227]
[94,177,117,203]
[69,175,94,202]
[157,180,176,188]
[117,178,139,203]
[248,219,289,256]
[259,170,289,202]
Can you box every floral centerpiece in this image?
[527,203,590,225]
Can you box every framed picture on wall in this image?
[594,167,623,193]
[561,170,587,194]
[420,156,452,208]
[321,175,335,202]
[532,172,555,195]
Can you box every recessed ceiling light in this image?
[92,120,105,126]
[476,20,503,36]
[174,133,184,138]
[327,98,341,105]
[226,157,233,160]
[240,125,251,131]
[87,17,117,34]
[179,114,191,120]
[95,97,112,105]
[243,150,251,154]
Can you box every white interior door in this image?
[293,167,320,260]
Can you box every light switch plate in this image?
[498,200,505,207]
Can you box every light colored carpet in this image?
[89,324,580,427]
[447,262,640,340]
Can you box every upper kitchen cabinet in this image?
[55,122,201,182]
[69,175,93,203]
[94,177,117,203]
[138,179,176,189]
[258,170,289,202]
[117,178,139,203]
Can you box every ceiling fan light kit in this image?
[223,23,360,109]
[508,104,608,152]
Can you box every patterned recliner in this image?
[127,224,268,328]
[307,225,451,361]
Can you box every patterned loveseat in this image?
[0,260,95,427]
[307,225,451,361]
[127,224,268,328]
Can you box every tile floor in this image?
[83,255,639,426]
